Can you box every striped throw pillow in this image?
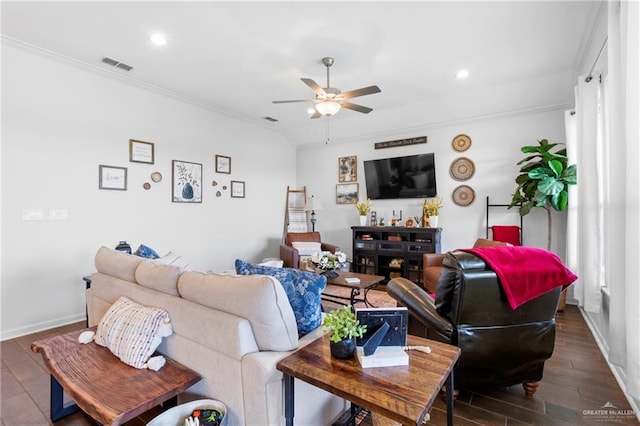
[95,296,172,369]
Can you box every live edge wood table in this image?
[277,333,461,426]
[31,328,201,425]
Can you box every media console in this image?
[351,226,441,286]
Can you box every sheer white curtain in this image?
[607,0,640,399]
[569,0,640,402]
[565,76,604,313]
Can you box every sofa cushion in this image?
[234,259,326,337]
[95,246,145,283]
[135,260,181,296]
[178,271,298,351]
[94,296,173,369]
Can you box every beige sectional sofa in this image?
[86,247,347,425]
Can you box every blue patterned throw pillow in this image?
[235,259,326,337]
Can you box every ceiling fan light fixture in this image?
[315,100,341,116]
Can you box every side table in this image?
[32,328,201,425]
[277,333,460,426]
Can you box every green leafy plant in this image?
[322,305,367,343]
[509,138,577,249]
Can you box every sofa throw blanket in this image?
[462,246,577,309]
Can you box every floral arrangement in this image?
[423,196,444,216]
[310,251,347,271]
[355,198,372,216]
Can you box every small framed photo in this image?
[99,165,127,190]
[338,156,357,182]
[172,160,202,203]
[231,180,245,198]
[215,155,231,174]
[336,183,358,204]
[129,139,154,164]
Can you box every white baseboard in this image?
[579,307,640,420]
[1,313,85,341]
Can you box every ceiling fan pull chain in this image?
[325,117,330,144]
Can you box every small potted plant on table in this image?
[322,306,367,359]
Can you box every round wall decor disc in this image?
[449,157,475,181]
[151,172,162,183]
[452,134,472,152]
[452,185,476,206]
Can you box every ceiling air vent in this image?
[101,57,134,72]
[263,116,279,122]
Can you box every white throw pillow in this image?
[95,296,172,369]
[291,241,322,256]
[154,251,190,271]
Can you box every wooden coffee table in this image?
[277,333,461,426]
[322,271,385,307]
[31,328,201,425]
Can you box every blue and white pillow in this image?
[235,259,326,337]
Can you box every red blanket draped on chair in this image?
[462,246,577,309]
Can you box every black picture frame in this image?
[231,180,245,198]
[215,155,231,174]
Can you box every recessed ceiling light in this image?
[150,33,168,46]
[456,69,469,79]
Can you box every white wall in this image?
[297,109,568,258]
[1,42,296,339]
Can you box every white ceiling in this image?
[1,1,601,146]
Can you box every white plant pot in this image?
[429,215,439,228]
[359,215,368,226]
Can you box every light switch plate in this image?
[22,209,44,220]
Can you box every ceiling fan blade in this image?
[272,99,314,104]
[301,78,326,96]
[340,85,381,99]
[310,111,322,119]
[341,101,373,114]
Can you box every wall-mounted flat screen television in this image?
[363,153,437,200]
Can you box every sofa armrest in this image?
[320,243,339,253]
[279,244,299,269]
[387,277,454,341]
[423,253,445,267]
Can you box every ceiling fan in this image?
[273,57,381,119]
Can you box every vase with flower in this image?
[310,251,347,279]
[355,199,372,226]
[422,196,443,228]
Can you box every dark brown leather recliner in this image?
[388,250,560,396]
[279,232,340,268]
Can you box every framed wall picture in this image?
[336,183,359,204]
[129,139,154,164]
[338,155,357,182]
[215,155,231,174]
[99,165,127,190]
[231,180,245,198]
[172,160,202,203]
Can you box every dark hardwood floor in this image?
[1,302,638,425]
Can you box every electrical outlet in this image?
[22,209,44,220]
[49,209,69,220]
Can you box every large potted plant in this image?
[508,138,577,250]
[322,305,367,359]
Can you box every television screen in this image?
[363,153,437,199]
